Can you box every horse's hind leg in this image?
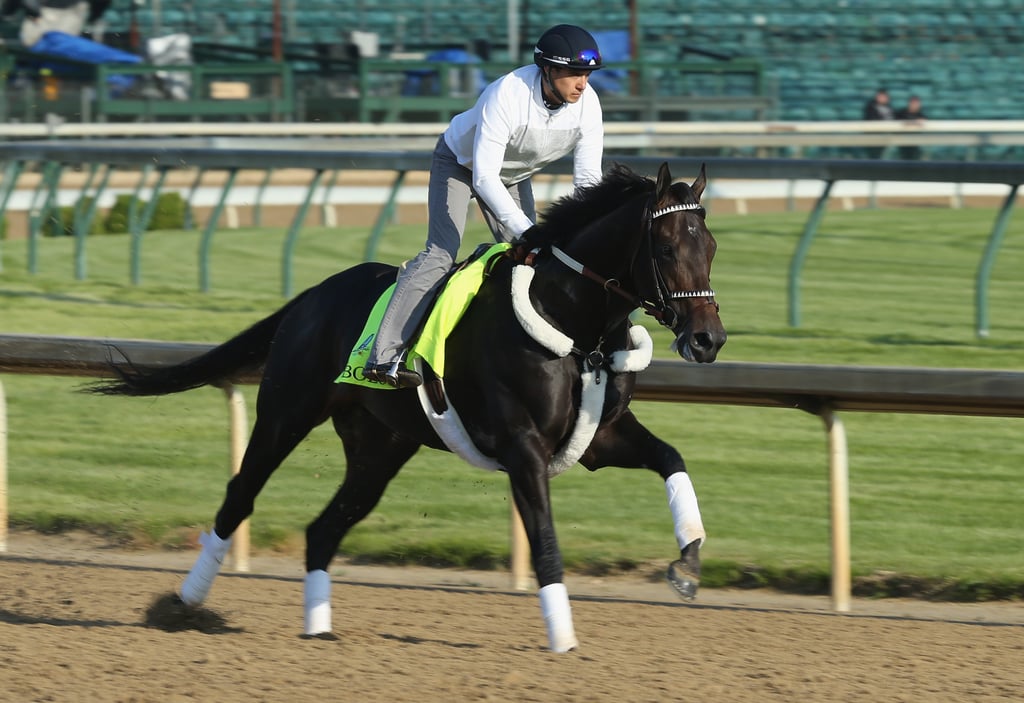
[180,410,319,606]
[302,408,420,636]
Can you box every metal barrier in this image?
[1,142,1021,335]
[350,58,770,123]
[94,62,295,122]
[1,333,1022,609]
[2,51,766,125]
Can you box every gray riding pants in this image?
[367,136,536,367]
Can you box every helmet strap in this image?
[541,67,566,110]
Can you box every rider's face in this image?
[545,67,593,103]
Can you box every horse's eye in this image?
[659,244,674,258]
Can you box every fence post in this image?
[252,169,274,227]
[363,170,407,262]
[788,179,834,327]
[27,161,62,273]
[820,404,851,612]
[281,168,325,298]
[198,168,238,292]
[130,167,170,285]
[223,384,250,572]
[73,163,113,280]
[0,160,26,274]
[975,184,1019,339]
[0,379,7,552]
[510,499,531,591]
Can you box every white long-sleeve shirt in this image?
[443,64,604,237]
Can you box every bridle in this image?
[540,197,718,331]
[641,200,718,328]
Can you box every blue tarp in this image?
[589,30,629,96]
[402,48,486,97]
[33,30,141,65]
[30,30,140,89]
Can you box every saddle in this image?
[335,242,512,405]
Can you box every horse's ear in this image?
[691,163,708,202]
[655,162,673,202]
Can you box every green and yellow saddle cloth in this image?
[335,242,510,389]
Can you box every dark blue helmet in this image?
[533,24,604,71]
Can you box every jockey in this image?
[364,24,606,388]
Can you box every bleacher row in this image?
[92,0,1024,129]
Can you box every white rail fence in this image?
[4,119,1024,154]
[2,333,1022,610]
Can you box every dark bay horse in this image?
[93,162,726,652]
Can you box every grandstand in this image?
[80,0,1024,123]
[3,0,1023,147]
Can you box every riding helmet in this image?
[533,24,604,71]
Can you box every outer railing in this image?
[4,119,1024,151]
[1,333,1022,610]
[1,142,1021,336]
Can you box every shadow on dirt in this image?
[144,592,243,634]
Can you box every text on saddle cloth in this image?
[335,242,512,389]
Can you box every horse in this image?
[91,161,726,652]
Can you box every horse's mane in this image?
[526,164,655,248]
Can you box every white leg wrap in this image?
[539,583,578,653]
[180,530,232,606]
[665,472,706,550]
[304,569,332,635]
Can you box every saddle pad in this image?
[336,242,510,389]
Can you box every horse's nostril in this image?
[693,332,713,351]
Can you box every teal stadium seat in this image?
[78,0,1022,142]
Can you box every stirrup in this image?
[363,364,387,383]
[384,360,422,389]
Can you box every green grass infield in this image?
[1,204,1022,600]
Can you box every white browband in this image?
[670,289,716,299]
[652,203,704,219]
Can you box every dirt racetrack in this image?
[2,531,1023,702]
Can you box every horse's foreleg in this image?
[581,410,705,600]
[663,471,704,600]
[302,411,419,636]
[506,461,577,653]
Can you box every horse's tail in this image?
[86,291,310,397]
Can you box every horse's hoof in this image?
[666,559,700,601]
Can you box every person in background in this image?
[894,95,927,160]
[1,0,139,65]
[862,87,893,159]
[6,0,97,47]
[363,24,606,388]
